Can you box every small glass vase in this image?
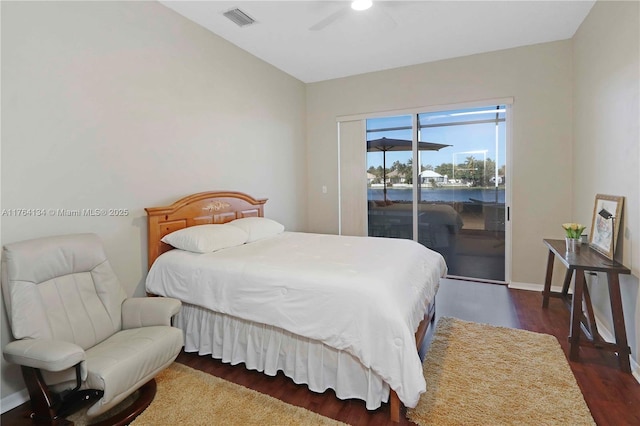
[565,237,580,253]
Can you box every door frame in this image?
[337,97,513,283]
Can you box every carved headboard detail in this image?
[145,191,267,269]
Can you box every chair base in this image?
[56,390,104,420]
[85,380,156,426]
[22,366,156,426]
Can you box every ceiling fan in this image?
[309,0,398,32]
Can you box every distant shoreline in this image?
[368,186,505,203]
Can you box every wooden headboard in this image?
[145,191,267,269]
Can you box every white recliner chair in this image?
[2,233,183,425]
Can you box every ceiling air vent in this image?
[223,8,256,27]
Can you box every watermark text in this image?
[1,208,130,217]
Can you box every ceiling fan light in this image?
[351,0,372,11]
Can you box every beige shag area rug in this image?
[408,317,595,426]
[69,363,346,426]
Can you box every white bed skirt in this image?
[175,303,390,409]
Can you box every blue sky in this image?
[366,106,507,172]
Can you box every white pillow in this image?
[161,224,249,253]
[227,217,285,242]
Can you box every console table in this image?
[541,238,631,373]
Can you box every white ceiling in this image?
[159,1,596,83]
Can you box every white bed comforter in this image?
[146,232,447,408]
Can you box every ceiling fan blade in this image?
[309,7,349,31]
[378,8,398,31]
[375,3,398,31]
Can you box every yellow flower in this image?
[562,223,586,239]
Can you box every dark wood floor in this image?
[2,279,639,425]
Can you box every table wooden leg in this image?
[569,270,585,361]
[561,268,573,298]
[607,272,632,373]
[581,274,601,344]
[542,250,555,308]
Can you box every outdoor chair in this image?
[2,233,183,425]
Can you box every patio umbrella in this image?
[367,137,451,200]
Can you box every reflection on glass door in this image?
[418,106,506,282]
[366,105,507,283]
[366,115,414,240]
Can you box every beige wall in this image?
[573,0,639,374]
[1,1,306,400]
[306,41,574,286]
[2,0,638,409]
[306,0,639,373]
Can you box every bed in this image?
[144,191,447,422]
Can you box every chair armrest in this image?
[121,297,182,329]
[3,339,85,372]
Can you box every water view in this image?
[368,187,505,203]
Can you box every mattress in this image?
[146,231,447,407]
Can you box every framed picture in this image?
[589,194,624,260]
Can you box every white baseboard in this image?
[633,362,640,384]
[1,388,28,414]
[592,310,640,382]
[508,281,639,383]
[508,281,566,293]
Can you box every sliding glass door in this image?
[365,104,508,283]
[366,115,414,239]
